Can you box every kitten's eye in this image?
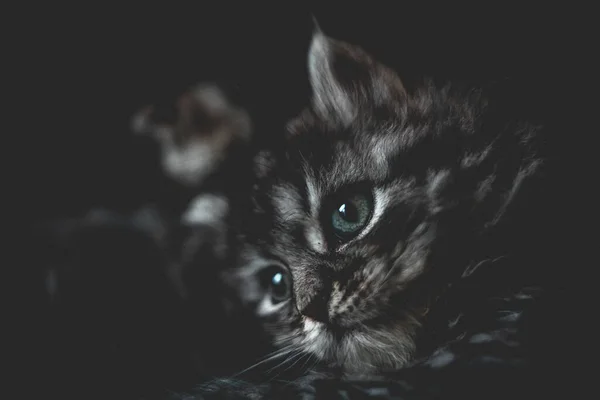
[331,193,373,240]
[261,265,291,304]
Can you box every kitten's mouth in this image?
[300,316,357,365]
[299,315,417,373]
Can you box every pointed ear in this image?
[307,28,406,125]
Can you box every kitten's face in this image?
[238,31,539,375]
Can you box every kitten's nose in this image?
[300,293,330,323]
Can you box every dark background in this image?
[16,4,587,222]
[9,4,588,399]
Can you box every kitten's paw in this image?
[132,84,251,187]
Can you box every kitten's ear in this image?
[307,26,406,125]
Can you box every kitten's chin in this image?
[299,316,417,375]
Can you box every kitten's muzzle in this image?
[297,281,372,330]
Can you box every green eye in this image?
[331,193,373,239]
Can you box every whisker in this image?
[282,351,310,373]
[229,345,296,378]
[265,351,308,383]
[299,352,315,372]
[265,349,303,375]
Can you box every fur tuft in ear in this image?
[307,28,406,126]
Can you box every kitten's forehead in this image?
[287,122,406,193]
[318,138,389,189]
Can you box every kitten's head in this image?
[132,84,251,187]
[239,28,541,375]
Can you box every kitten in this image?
[132,83,251,189]
[32,82,266,394]
[130,84,284,385]
[174,25,559,399]
[236,26,544,372]
[131,83,258,304]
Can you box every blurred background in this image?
[8,3,587,399]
